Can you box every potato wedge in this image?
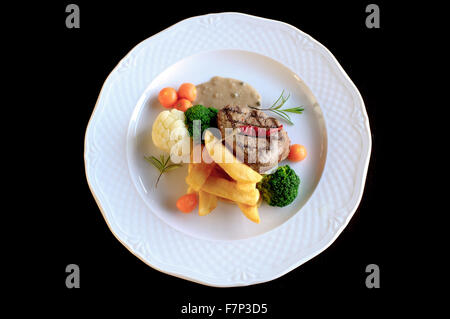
[201,175,259,206]
[198,190,217,216]
[237,202,260,224]
[185,162,215,191]
[204,131,262,183]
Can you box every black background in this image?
[16,0,421,314]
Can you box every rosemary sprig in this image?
[144,154,182,188]
[250,90,304,125]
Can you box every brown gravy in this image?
[194,76,261,109]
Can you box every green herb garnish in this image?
[144,154,182,188]
[250,90,304,125]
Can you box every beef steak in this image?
[217,105,290,173]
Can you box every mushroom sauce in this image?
[194,76,261,109]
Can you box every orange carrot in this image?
[176,193,198,213]
[158,87,178,108]
[178,83,197,102]
[173,98,192,112]
[288,144,307,162]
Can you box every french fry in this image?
[236,182,256,192]
[256,193,263,207]
[185,162,215,191]
[217,196,234,203]
[188,133,265,223]
[210,164,230,179]
[201,175,259,206]
[237,202,260,224]
[204,131,262,183]
[186,185,195,194]
[198,190,217,216]
[237,184,261,223]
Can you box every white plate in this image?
[128,49,327,241]
[85,12,371,287]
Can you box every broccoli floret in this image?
[257,165,300,207]
[184,105,218,142]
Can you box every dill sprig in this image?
[251,90,304,125]
[144,154,182,188]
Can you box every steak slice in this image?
[217,105,290,173]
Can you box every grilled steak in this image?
[217,105,290,173]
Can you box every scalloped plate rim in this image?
[84,12,372,287]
